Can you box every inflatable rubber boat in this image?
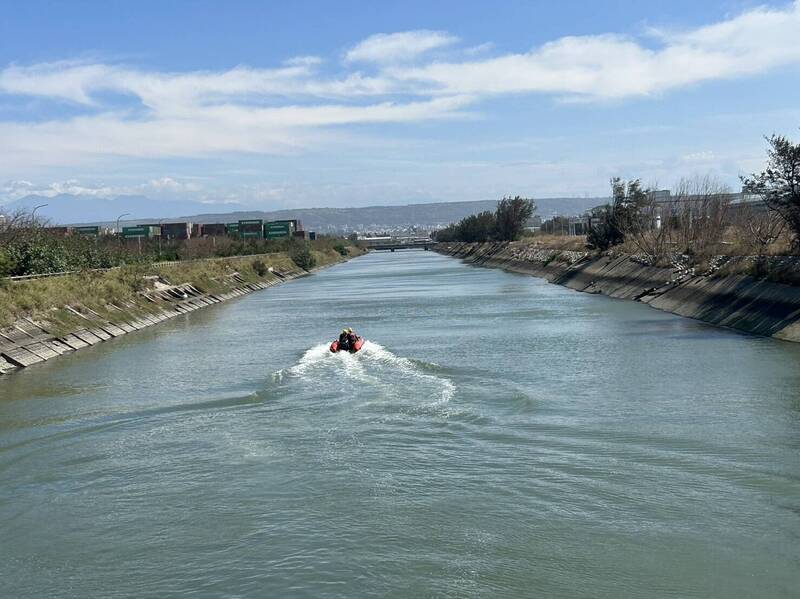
[330,336,364,354]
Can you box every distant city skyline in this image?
[2,0,800,211]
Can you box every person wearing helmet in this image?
[345,328,358,349]
[338,328,351,351]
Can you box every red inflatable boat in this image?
[330,336,365,353]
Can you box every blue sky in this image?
[1,0,799,210]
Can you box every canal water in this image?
[1,251,799,598]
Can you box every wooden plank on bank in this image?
[115,322,135,333]
[100,323,127,337]
[60,334,89,350]
[44,340,73,355]
[89,328,112,341]
[2,347,45,367]
[0,327,33,344]
[73,329,103,345]
[14,321,50,342]
[23,341,60,361]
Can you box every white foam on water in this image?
[358,341,456,404]
[274,340,456,405]
[273,343,330,381]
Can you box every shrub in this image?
[587,205,625,250]
[289,242,316,270]
[252,259,269,276]
[0,251,14,277]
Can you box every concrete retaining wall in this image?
[436,242,800,343]
[0,266,308,376]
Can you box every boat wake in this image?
[274,341,456,406]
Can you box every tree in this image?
[669,175,731,256]
[459,211,497,242]
[733,202,785,256]
[495,196,535,241]
[433,195,534,243]
[586,178,645,251]
[742,134,800,251]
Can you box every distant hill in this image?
[2,194,607,231]
[169,198,607,232]
[2,194,229,225]
[142,197,607,233]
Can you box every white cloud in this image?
[0,94,475,173]
[389,1,800,99]
[345,30,459,64]
[1,178,118,200]
[0,2,799,178]
[144,177,202,193]
[283,55,323,67]
[0,60,116,105]
[0,176,210,203]
[464,42,494,56]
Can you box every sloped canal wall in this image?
[436,242,800,343]
[0,251,361,376]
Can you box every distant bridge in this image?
[360,237,436,251]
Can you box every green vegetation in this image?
[586,178,648,251]
[288,241,317,270]
[251,259,269,276]
[742,134,800,252]
[0,214,358,277]
[495,196,536,242]
[0,244,363,328]
[434,196,535,242]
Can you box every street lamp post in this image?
[116,213,131,249]
[116,213,131,235]
[31,203,48,226]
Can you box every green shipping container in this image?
[238,219,263,238]
[122,226,149,239]
[264,222,291,239]
[74,226,99,236]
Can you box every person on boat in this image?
[338,328,352,351]
[345,328,359,348]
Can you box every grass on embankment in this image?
[0,246,361,330]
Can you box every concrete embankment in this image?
[436,242,800,343]
[0,248,363,376]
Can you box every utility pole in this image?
[158,218,165,260]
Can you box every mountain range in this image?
[2,194,608,232]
